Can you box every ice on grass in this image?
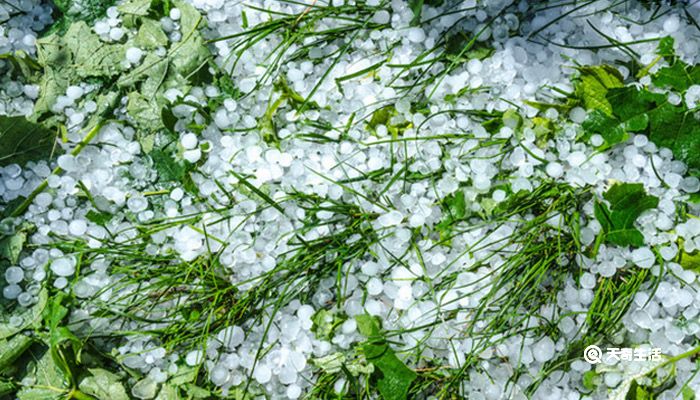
[533,337,555,363]
[4,267,23,284]
[253,364,272,384]
[545,162,563,178]
[631,247,655,269]
[185,350,204,366]
[50,257,75,277]
[126,47,144,64]
[377,210,403,227]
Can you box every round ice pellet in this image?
[50,257,75,277]
[68,219,87,236]
[5,266,23,284]
[126,47,143,64]
[3,284,21,300]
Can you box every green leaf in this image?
[0,51,41,79]
[117,0,152,15]
[647,101,700,171]
[0,116,57,167]
[607,87,665,123]
[116,1,209,132]
[609,356,671,400]
[311,352,346,374]
[127,92,164,130]
[33,21,125,119]
[131,377,158,399]
[679,246,700,272]
[581,110,626,147]
[16,349,70,400]
[595,183,658,247]
[155,384,179,400]
[356,314,381,337]
[651,61,696,92]
[656,36,675,59]
[0,379,14,396]
[84,91,120,132]
[150,149,186,182]
[355,315,417,400]
[0,334,33,370]
[311,309,340,341]
[582,370,598,391]
[33,67,69,119]
[624,113,649,132]
[118,53,167,89]
[184,383,210,399]
[682,385,696,400]
[0,231,25,264]
[169,1,210,77]
[79,368,129,400]
[161,107,178,135]
[85,210,112,226]
[0,288,48,339]
[169,364,198,385]
[575,65,624,115]
[598,85,700,172]
[435,191,468,243]
[368,105,397,131]
[626,380,652,400]
[603,183,659,229]
[138,133,157,154]
[134,19,169,49]
[64,22,125,79]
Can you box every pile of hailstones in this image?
[3,0,700,399]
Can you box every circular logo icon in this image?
[583,345,603,364]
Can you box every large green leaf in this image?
[150,149,186,181]
[16,349,70,400]
[0,116,56,167]
[116,0,210,133]
[79,368,130,400]
[34,21,125,119]
[169,1,210,77]
[155,384,180,400]
[0,231,26,264]
[117,0,152,16]
[0,51,41,79]
[594,183,658,247]
[607,356,671,400]
[581,109,626,147]
[0,334,33,370]
[356,315,417,400]
[647,101,700,171]
[0,288,48,340]
[63,22,125,78]
[651,61,700,92]
[575,65,624,115]
[581,81,700,172]
[127,92,164,130]
[134,19,169,49]
[650,36,700,92]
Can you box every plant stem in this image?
[657,343,700,371]
[71,389,94,400]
